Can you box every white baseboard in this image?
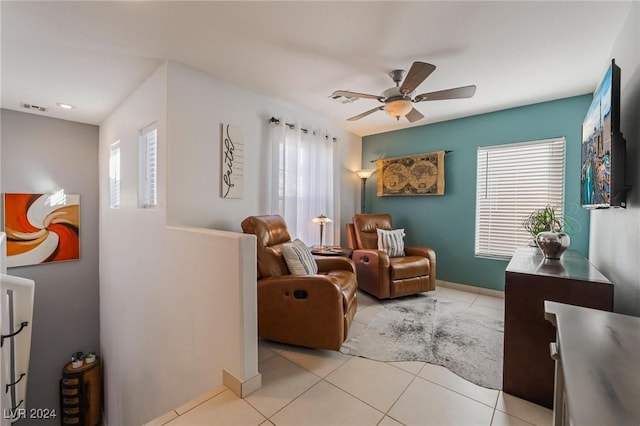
[436,279,504,299]
[223,369,262,398]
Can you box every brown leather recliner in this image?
[241,215,358,351]
[346,213,436,299]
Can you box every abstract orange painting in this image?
[3,192,80,267]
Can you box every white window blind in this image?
[475,137,566,258]
[109,141,121,209]
[138,124,158,208]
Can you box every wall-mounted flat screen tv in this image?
[581,59,627,209]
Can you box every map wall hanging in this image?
[376,151,445,196]
[3,192,80,267]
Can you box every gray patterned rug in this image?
[340,294,504,389]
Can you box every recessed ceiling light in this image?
[56,103,75,109]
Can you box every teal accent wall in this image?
[362,95,592,291]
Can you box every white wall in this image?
[165,61,361,241]
[590,3,640,315]
[100,61,362,425]
[99,64,257,425]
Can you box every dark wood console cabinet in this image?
[503,247,613,409]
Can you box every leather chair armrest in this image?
[257,275,345,350]
[351,249,391,298]
[404,246,437,290]
[315,256,356,274]
[351,248,390,267]
[405,246,437,263]
[258,274,343,297]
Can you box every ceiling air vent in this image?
[21,103,47,112]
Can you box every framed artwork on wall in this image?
[376,150,445,196]
[3,192,80,267]
[220,123,244,199]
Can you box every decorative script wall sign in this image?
[376,151,445,196]
[220,123,244,198]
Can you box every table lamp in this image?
[312,214,332,249]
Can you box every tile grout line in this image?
[316,377,390,424]
[413,374,501,411]
[378,373,419,426]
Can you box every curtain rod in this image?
[368,150,453,162]
[269,117,337,142]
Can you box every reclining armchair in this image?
[241,215,358,351]
[346,213,436,299]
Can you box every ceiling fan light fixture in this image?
[334,61,476,123]
[384,99,412,119]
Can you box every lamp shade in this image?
[312,214,332,224]
[384,99,412,118]
[355,169,375,179]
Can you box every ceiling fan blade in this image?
[347,106,384,121]
[332,90,383,101]
[414,85,477,102]
[400,62,436,95]
[405,108,425,123]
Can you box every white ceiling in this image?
[0,1,632,137]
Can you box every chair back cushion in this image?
[241,215,291,278]
[352,213,393,249]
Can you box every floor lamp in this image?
[355,169,376,213]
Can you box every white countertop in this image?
[545,301,640,425]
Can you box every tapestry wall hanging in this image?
[376,150,445,196]
[220,123,244,199]
[3,192,80,267]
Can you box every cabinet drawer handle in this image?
[550,342,561,361]
[62,378,79,385]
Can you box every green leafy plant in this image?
[522,205,568,238]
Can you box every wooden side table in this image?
[60,357,102,426]
[310,247,352,257]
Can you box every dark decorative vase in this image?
[535,231,570,260]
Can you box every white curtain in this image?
[268,119,334,247]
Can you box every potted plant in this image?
[84,350,96,364]
[522,205,572,259]
[522,205,565,240]
[71,352,84,368]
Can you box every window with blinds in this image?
[138,124,158,209]
[109,141,121,209]
[475,137,566,259]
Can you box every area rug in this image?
[340,294,504,389]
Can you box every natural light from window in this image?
[475,137,566,259]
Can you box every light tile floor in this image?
[152,286,553,426]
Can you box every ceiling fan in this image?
[332,61,476,123]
